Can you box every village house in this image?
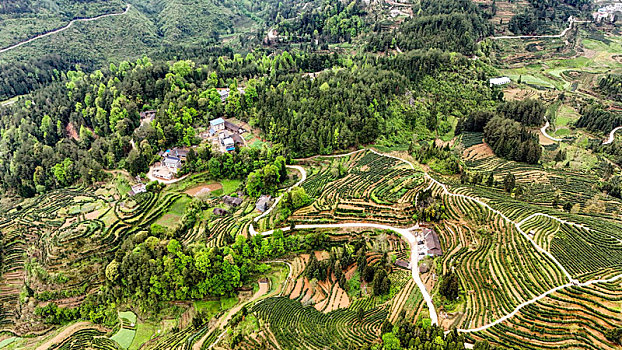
[213,208,229,216]
[423,228,443,257]
[210,118,226,134]
[225,120,246,134]
[129,183,146,196]
[223,195,243,207]
[163,156,182,170]
[394,259,411,270]
[256,195,272,212]
[223,137,235,152]
[139,110,156,125]
[153,168,173,180]
[164,147,189,161]
[216,88,246,103]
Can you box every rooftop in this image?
[210,118,225,126]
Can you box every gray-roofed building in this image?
[213,208,230,216]
[395,259,411,270]
[163,156,181,170]
[256,195,272,212]
[423,228,442,256]
[223,195,243,207]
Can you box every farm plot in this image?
[463,155,606,210]
[47,328,119,350]
[252,296,387,350]
[468,281,622,350]
[436,195,568,330]
[518,216,622,281]
[110,311,137,349]
[291,151,425,226]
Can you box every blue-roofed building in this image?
[223,137,235,151]
[210,118,225,135]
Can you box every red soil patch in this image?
[463,143,494,161]
[184,183,223,196]
[65,123,79,140]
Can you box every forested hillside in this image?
[508,0,592,34]
[0,0,126,47]
[0,49,498,197]
[366,0,493,55]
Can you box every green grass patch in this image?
[553,128,571,137]
[119,311,137,324]
[556,105,580,127]
[0,337,19,349]
[129,322,157,350]
[110,311,137,349]
[251,140,266,149]
[168,196,191,215]
[116,175,131,197]
[111,328,135,349]
[221,179,241,194]
[195,296,238,315]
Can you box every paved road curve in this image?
[540,120,563,142]
[0,4,131,54]
[604,126,622,145]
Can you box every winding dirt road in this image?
[0,4,131,54]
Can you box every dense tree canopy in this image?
[484,116,542,164]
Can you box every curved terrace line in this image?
[248,147,616,335]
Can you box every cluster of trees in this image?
[411,142,461,175]
[34,302,81,325]
[0,0,124,16]
[101,229,329,309]
[460,170,495,187]
[508,0,592,35]
[484,116,542,164]
[175,146,289,194]
[366,0,493,56]
[497,99,546,126]
[245,156,288,197]
[377,320,496,350]
[575,103,622,133]
[457,100,544,164]
[277,186,312,221]
[0,55,75,100]
[457,99,546,132]
[255,66,407,156]
[274,0,366,45]
[606,327,622,345]
[302,236,391,296]
[439,272,460,300]
[455,110,494,135]
[413,189,448,222]
[598,74,622,102]
[591,140,622,167]
[600,175,622,199]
